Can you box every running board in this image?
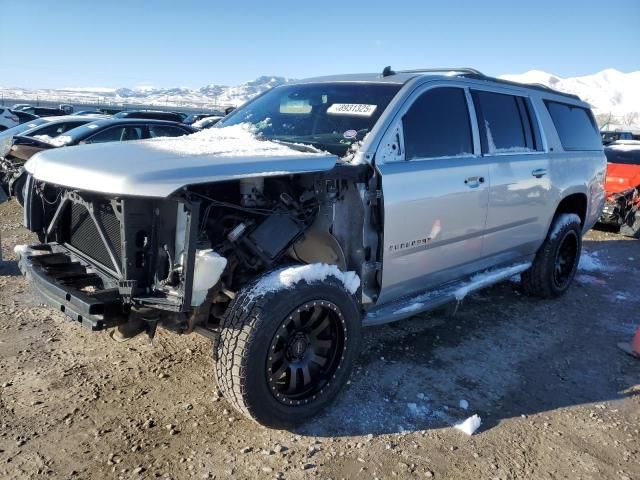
[363,262,531,327]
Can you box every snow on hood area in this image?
[32,134,74,147]
[144,123,327,158]
[24,124,338,197]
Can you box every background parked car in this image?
[18,106,70,117]
[2,118,195,203]
[601,130,633,145]
[191,115,224,129]
[0,115,108,201]
[0,118,50,157]
[10,109,40,124]
[183,112,223,125]
[114,110,187,123]
[11,104,33,111]
[74,110,108,116]
[0,108,20,131]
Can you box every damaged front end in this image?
[18,175,205,334]
[17,167,375,339]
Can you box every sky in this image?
[1,0,638,90]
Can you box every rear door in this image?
[376,85,489,304]
[470,89,551,260]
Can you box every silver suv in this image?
[15,67,606,427]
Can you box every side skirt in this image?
[363,261,532,327]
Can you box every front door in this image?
[377,86,489,304]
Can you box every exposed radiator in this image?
[68,202,121,272]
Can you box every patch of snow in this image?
[395,302,424,315]
[576,274,607,286]
[485,121,497,152]
[579,251,611,272]
[407,402,431,417]
[252,263,360,298]
[454,263,531,301]
[550,213,581,240]
[454,414,482,435]
[144,123,329,158]
[459,399,469,410]
[32,134,73,147]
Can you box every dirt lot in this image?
[0,198,638,480]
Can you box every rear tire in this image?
[521,213,582,298]
[214,271,361,428]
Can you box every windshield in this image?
[218,82,401,156]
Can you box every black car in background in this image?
[114,110,187,123]
[10,110,40,124]
[19,106,71,117]
[1,119,195,204]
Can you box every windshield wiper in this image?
[270,139,323,154]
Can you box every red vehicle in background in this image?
[599,140,640,238]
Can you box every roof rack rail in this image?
[380,66,581,100]
[381,66,486,77]
[398,67,486,76]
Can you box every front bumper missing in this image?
[17,244,125,330]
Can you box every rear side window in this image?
[402,87,472,159]
[148,125,189,138]
[472,91,539,154]
[545,101,601,151]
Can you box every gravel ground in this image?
[0,198,639,480]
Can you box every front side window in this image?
[86,126,143,144]
[219,83,401,156]
[545,101,601,151]
[402,87,473,160]
[26,121,89,138]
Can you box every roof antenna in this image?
[382,66,395,77]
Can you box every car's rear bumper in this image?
[17,244,125,330]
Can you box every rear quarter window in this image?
[545,101,601,151]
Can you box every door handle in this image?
[464,176,485,187]
[531,168,548,178]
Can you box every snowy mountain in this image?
[499,69,640,119]
[1,69,638,128]
[0,76,293,109]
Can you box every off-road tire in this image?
[521,213,582,298]
[214,273,361,428]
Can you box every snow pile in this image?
[144,123,328,158]
[579,251,611,272]
[252,263,360,297]
[454,414,482,435]
[32,134,73,147]
[454,263,531,301]
[407,402,431,417]
[459,399,469,410]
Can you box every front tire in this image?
[521,213,582,298]
[214,271,361,428]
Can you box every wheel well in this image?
[555,193,587,227]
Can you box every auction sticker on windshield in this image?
[327,104,377,117]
